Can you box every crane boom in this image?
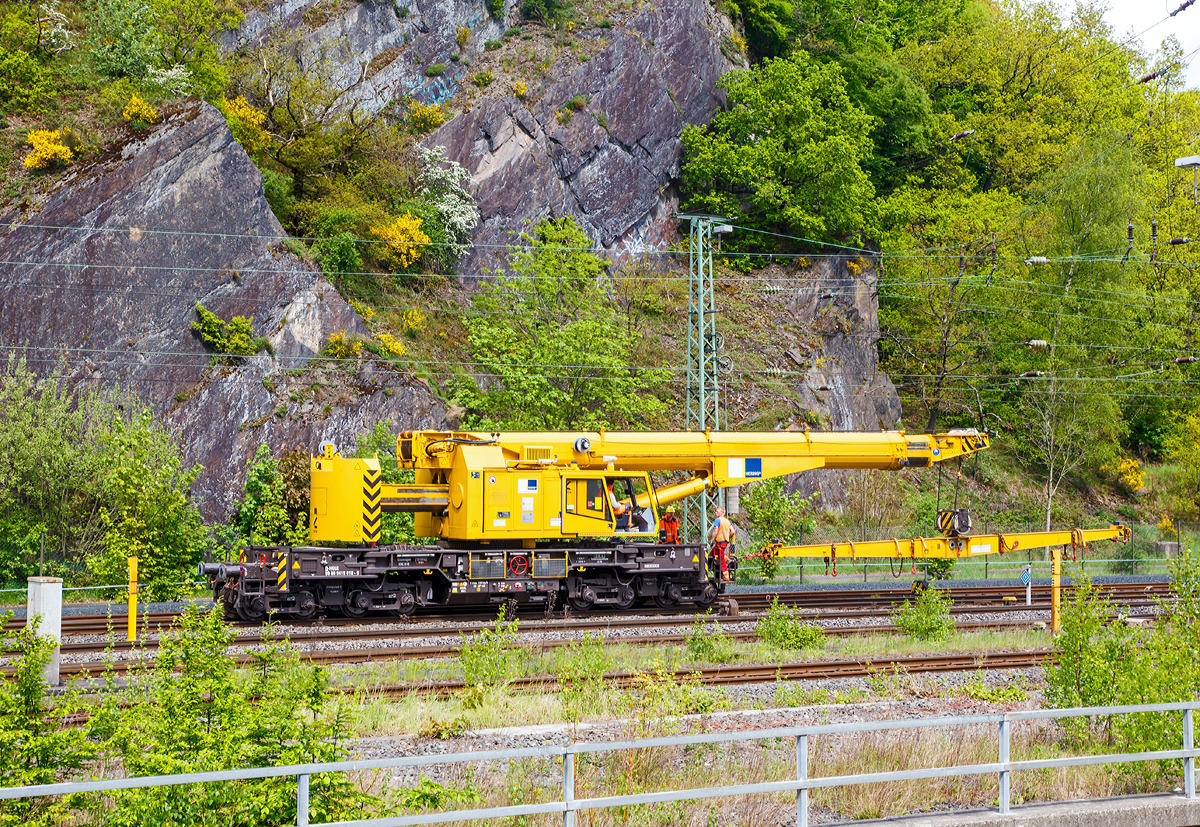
[764,525,1131,571]
[310,428,988,544]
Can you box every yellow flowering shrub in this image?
[324,331,363,359]
[22,130,73,171]
[513,80,527,99]
[407,99,446,134]
[349,299,375,323]
[1117,457,1144,492]
[1158,514,1177,539]
[218,96,270,157]
[372,212,430,270]
[123,94,158,127]
[731,33,746,53]
[456,25,470,48]
[402,308,427,334]
[375,333,406,357]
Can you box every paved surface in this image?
[838,793,1200,827]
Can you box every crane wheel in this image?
[343,591,369,618]
[294,591,317,620]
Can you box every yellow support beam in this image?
[765,525,1131,567]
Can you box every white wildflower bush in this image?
[146,63,192,95]
[415,145,480,264]
[37,2,75,54]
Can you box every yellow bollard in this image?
[127,557,138,642]
[1051,546,1061,634]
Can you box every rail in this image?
[1,701,1196,826]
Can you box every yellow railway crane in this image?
[210,428,989,620]
[762,520,1132,632]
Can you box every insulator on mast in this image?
[1151,214,1158,264]
[987,233,997,286]
[1024,256,1049,266]
[1171,0,1194,17]
[1121,218,1134,267]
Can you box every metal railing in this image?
[1,701,1196,826]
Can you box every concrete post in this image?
[26,577,63,686]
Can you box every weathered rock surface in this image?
[433,0,739,272]
[222,0,506,111]
[748,256,903,510]
[0,100,445,519]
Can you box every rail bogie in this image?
[204,541,727,621]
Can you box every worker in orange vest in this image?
[709,507,735,581]
[659,505,680,544]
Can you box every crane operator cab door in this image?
[562,474,657,537]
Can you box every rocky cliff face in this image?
[433,0,739,272]
[222,0,738,273]
[738,256,902,510]
[0,101,446,519]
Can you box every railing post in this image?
[998,719,1010,814]
[297,773,309,827]
[563,750,575,827]
[1185,708,1195,800]
[796,733,808,827]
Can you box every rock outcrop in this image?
[0,101,445,519]
[433,0,739,271]
[746,256,903,510]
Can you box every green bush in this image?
[191,304,270,356]
[685,613,738,663]
[890,586,954,642]
[80,606,375,824]
[260,168,295,221]
[754,596,825,649]
[0,618,93,826]
[0,46,53,112]
[555,633,611,723]
[458,611,520,696]
[311,232,363,281]
[425,63,445,76]
[87,0,158,79]
[484,39,501,50]
[520,0,571,24]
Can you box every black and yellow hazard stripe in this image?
[937,510,954,534]
[275,549,289,592]
[363,469,382,543]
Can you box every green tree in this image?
[458,217,669,429]
[0,358,204,585]
[233,444,310,546]
[741,476,816,581]
[86,606,375,825]
[88,409,207,600]
[681,51,876,244]
[0,616,92,827]
[231,31,386,200]
[148,0,241,94]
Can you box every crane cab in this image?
[429,466,659,543]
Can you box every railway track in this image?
[31,632,1055,682]
[346,650,1055,698]
[3,581,1172,636]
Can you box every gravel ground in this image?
[349,670,1046,827]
